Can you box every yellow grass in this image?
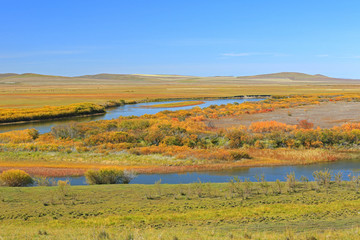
[2,73,360,108]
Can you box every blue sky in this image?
[1,0,360,78]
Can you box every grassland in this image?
[1,72,360,239]
[1,72,360,108]
[1,94,360,177]
[0,181,359,239]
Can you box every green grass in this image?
[0,182,359,239]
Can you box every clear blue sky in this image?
[1,0,360,78]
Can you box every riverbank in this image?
[0,182,359,239]
[0,98,263,134]
[0,96,263,126]
[0,148,351,178]
[0,102,106,124]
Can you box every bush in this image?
[51,123,81,139]
[0,169,34,187]
[298,120,314,129]
[286,172,296,193]
[313,169,332,187]
[229,150,251,160]
[85,169,136,185]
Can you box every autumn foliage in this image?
[1,94,360,166]
[0,103,105,123]
[0,169,34,187]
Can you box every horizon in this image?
[2,1,360,78]
[0,71,357,79]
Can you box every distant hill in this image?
[77,73,192,81]
[77,74,145,80]
[0,73,18,79]
[237,72,332,80]
[0,72,358,86]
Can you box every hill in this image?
[237,72,332,80]
[0,73,18,79]
[0,71,358,86]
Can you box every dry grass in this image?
[2,72,360,108]
[0,148,348,177]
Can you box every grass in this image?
[0,181,359,239]
[1,73,360,238]
[144,101,205,108]
[1,72,360,108]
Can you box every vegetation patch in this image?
[1,94,360,175]
[0,169,34,186]
[0,178,359,239]
[0,103,106,124]
[85,168,136,184]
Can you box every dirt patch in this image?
[210,101,360,129]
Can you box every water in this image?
[0,98,262,134]
[50,158,360,186]
[6,97,359,186]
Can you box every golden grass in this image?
[2,83,360,108]
[0,148,348,177]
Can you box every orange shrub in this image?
[0,129,38,143]
[249,121,296,133]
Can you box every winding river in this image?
[3,98,360,185]
[0,98,262,134]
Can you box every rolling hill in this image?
[0,72,358,86]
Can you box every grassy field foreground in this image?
[0,181,359,239]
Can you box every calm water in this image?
[6,97,360,186]
[0,98,262,134]
[51,158,360,186]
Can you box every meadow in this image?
[2,72,360,109]
[1,72,360,239]
[0,179,359,239]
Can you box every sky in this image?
[1,0,360,78]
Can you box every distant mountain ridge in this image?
[237,72,333,80]
[0,72,358,86]
[0,71,351,79]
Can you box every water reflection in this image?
[49,158,359,186]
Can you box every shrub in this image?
[34,176,52,186]
[51,123,81,139]
[85,169,136,184]
[57,180,71,197]
[28,128,39,140]
[273,179,282,195]
[334,172,343,184]
[0,169,34,187]
[122,170,137,184]
[298,120,314,129]
[313,169,332,187]
[286,172,296,192]
[229,150,251,160]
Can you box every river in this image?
[51,158,359,186]
[3,98,359,186]
[0,98,262,134]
